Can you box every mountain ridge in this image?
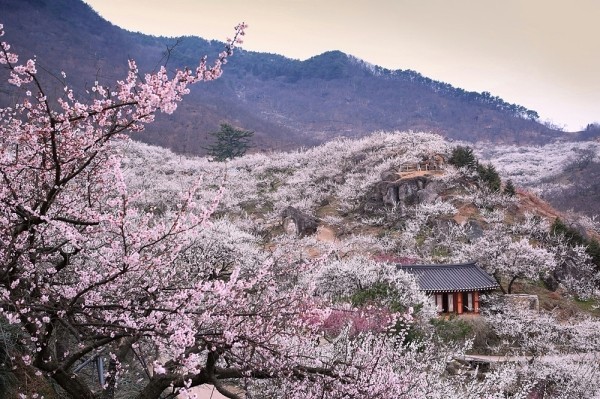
[0,0,586,154]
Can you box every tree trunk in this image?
[101,341,133,399]
[507,275,520,294]
[493,272,507,294]
[134,376,174,399]
[51,368,96,399]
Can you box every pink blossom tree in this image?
[0,23,445,399]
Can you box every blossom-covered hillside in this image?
[122,131,598,275]
[4,122,600,398]
[115,131,600,398]
[476,140,600,217]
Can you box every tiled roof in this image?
[397,262,499,293]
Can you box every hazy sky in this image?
[83,0,599,131]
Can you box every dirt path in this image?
[460,352,600,364]
[397,169,444,179]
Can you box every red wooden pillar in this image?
[473,291,480,313]
[456,292,463,314]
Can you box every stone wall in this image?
[502,294,540,312]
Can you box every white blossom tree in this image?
[457,212,556,293]
[486,304,600,398]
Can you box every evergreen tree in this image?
[504,179,516,196]
[448,146,477,170]
[205,123,254,161]
[477,163,502,191]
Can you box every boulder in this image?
[332,175,346,185]
[363,170,449,215]
[281,206,319,237]
[381,176,425,206]
[380,175,440,207]
[380,170,399,182]
[416,180,443,204]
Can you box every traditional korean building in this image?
[398,262,499,314]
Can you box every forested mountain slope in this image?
[0,0,570,155]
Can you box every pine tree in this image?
[205,123,254,161]
[504,180,516,196]
[448,146,477,170]
[477,163,502,191]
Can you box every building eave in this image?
[397,262,500,293]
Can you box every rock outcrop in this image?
[281,206,319,237]
[364,172,444,213]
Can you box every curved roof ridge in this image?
[397,261,499,292]
[398,261,478,268]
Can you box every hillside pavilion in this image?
[398,262,499,314]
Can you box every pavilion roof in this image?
[397,262,499,293]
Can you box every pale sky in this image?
[83,0,599,131]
